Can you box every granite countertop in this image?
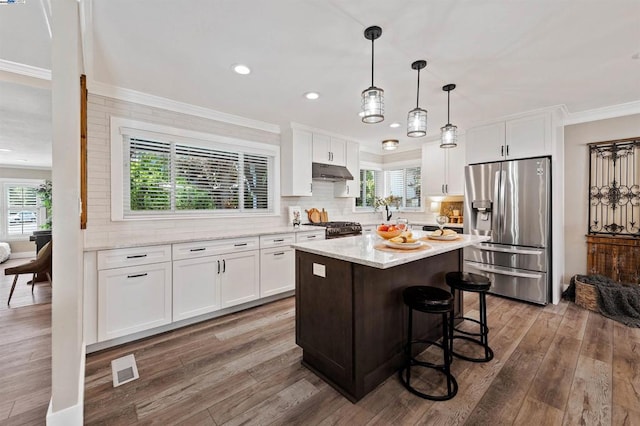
[291,231,488,269]
[360,221,464,229]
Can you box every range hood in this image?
[312,162,354,181]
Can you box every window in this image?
[355,166,421,210]
[1,181,44,239]
[111,118,279,220]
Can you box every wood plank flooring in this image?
[83,293,640,426]
[0,256,52,426]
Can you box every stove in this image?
[305,221,362,239]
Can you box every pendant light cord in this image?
[371,39,375,87]
[416,68,421,108]
[447,90,451,125]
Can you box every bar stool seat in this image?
[446,271,494,363]
[399,286,458,401]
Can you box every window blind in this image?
[6,184,40,236]
[128,138,172,212]
[243,153,269,210]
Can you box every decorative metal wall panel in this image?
[588,138,640,237]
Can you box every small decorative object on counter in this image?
[289,206,302,227]
[374,195,401,222]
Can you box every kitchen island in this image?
[291,232,489,402]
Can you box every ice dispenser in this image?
[471,200,492,232]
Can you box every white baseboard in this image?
[46,343,86,425]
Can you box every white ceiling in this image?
[1,0,639,165]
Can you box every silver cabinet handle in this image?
[307,235,316,239]
[273,252,285,256]
[217,260,220,274]
[328,152,331,161]
[234,243,248,247]
[222,259,226,273]
[126,254,147,259]
[190,248,206,252]
[506,145,509,156]
[127,273,148,279]
[501,146,504,156]
[273,238,284,242]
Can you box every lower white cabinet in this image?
[98,261,172,341]
[173,256,220,322]
[260,246,295,297]
[220,250,260,308]
[295,230,326,242]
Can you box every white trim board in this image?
[0,59,51,81]
[89,80,280,134]
[563,100,640,125]
[45,343,85,426]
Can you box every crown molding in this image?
[563,100,640,125]
[88,80,281,134]
[0,59,51,80]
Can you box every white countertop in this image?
[360,221,464,229]
[291,231,489,269]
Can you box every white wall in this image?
[563,113,640,281]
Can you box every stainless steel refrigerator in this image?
[463,157,550,305]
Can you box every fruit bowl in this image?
[376,228,402,240]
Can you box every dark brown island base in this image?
[292,232,489,402]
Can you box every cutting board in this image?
[306,208,321,223]
[320,208,328,222]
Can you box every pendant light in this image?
[361,26,384,124]
[381,139,399,151]
[440,84,458,148]
[407,60,428,137]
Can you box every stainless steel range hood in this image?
[312,162,354,181]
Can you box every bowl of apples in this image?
[376,223,402,240]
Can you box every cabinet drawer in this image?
[97,245,171,270]
[295,230,326,242]
[260,233,296,248]
[173,236,260,260]
[260,247,295,297]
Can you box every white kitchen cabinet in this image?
[281,128,313,196]
[260,233,296,297]
[173,256,220,322]
[220,250,260,308]
[466,112,551,164]
[313,133,346,166]
[295,230,326,242]
[334,141,360,197]
[465,121,506,164]
[422,138,466,196]
[98,261,172,341]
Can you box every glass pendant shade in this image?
[440,123,458,148]
[381,139,399,150]
[407,107,427,137]
[361,86,384,123]
[440,83,458,148]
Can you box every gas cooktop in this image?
[304,221,362,239]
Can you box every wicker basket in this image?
[575,278,599,312]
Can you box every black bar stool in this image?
[398,286,458,401]
[445,271,494,363]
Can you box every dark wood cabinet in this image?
[586,235,640,283]
[295,249,461,401]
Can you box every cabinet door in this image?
[312,133,331,164]
[505,113,551,159]
[465,122,506,164]
[260,247,295,297]
[220,250,260,308]
[335,141,359,197]
[445,137,466,195]
[330,137,346,166]
[421,141,446,195]
[98,262,172,341]
[173,256,220,321]
[281,129,312,196]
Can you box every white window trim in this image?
[0,178,45,241]
[354,160,424,213]
[110,117,280,221]
[353,162,383,213]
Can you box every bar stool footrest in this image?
[452,316,489,338]
[450,335,494,363]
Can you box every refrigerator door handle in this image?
[499,170,507,239]
[473,245,544,256]
[492,170,502,240]
[465,261,543,279]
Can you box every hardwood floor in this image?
[0,257,52,426]
[83,293,640,426]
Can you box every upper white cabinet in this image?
[334,141,360,198]
[466,112,551,164]
[281,128,313,196]
[422,137,466,196]
[312,133,346,166]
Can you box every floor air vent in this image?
[111,354,139,387]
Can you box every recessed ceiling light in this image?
[0,148,12,152]
[304,92,320,100]
[389,122,401,128]
[232,64,251,75]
